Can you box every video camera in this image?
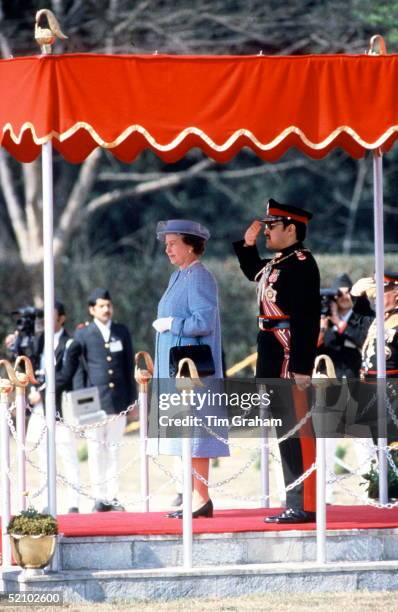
[9,306,44,360]
[320,289,337,317]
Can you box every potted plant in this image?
[361,450,398,499]
[7,506,58,569]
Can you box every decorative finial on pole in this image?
[35,9,68,55]
[367,34,387,56]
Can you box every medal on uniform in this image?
[263,263,272,283]
[264,285,277,302]
[269,270,280,284]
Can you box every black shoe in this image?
[110,498,125,512]
[167,499,213,519]
[68,507,79,514]
[264,508,316,524]
[171,493,183,507]
[92,499,113,512]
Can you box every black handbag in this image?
[169,335,215,378]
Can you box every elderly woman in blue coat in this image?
[151,219,229,519]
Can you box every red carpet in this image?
[50,505,398,537]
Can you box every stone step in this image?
[59,528,398,571]
[2,560,398,603]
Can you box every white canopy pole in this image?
[316,436,326,563]
[15,385,27,511]
[0,386,12,568]
[182,436,193,569]
[42,141,57,518]
[372,151,388,504]
[259,386,270,507]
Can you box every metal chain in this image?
[192,456,258,488]
[152,452,315,496]
[56,401,138,434]
[286,461,316,491]
[150,455,182,484]
[6,404,47,454]
[278,409,314,443]
[199,407,314,455]
[24,452,172,508]
[386,448,398,479]
[336,476,398,509]
[58,421,141,448]
[30,481,48,500]
[386,387,398,432]
[16,402,140,450]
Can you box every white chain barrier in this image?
[7,403,47,454]
[7,390,398,510]
[23,449,173,509]
[10,392,398,510]
[5,349,398,576]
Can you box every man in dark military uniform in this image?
[74,288,136,512]
[360,273,398,380]
[234,198,320,523]
[353,273,398,446]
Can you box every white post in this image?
[182,436,192,569]
[373,152,388,505]
[139,390,149,512]
[260,393,270,507]
[15,387,27,511]
[316,436,326,563]
[260,435,270,508]
[42,141,57,518]
[0,389,12,568]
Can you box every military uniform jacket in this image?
[362,309,398,377]
[233,239,320,376]
[74,321,136,414]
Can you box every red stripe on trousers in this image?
[291,385,316,512]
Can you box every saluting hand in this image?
[244,220,263,246]
[351,277,376,298]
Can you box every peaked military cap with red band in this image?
[384,271,398,287]
[262,198,313,224]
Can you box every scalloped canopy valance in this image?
[1,53,398,163]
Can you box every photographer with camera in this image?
[5,306,44,368]
[318,274,375,503]
[318,274,371,379]
[5,300,81,513]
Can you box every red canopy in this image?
[1,53,398,163]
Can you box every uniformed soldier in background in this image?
[234,198,320,523]
[74,288,137,512]
[353,273,398,446]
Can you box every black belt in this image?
[258,317,290,331]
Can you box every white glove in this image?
[152,317,173,333]
[351,277,376,297]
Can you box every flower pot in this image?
[10,534,56,569]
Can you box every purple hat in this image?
[156,219,210,241]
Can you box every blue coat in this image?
[149,262,229,457]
